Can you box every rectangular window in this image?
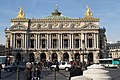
[17,39,21,48]
[52,39,57,48]
[75,39,79,48]
[89,39,93,48]
[42,39,46,48]
[30,39,34,48]
[64,39,68,48]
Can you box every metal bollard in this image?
[16,67,19,80]
[53,68,56,80]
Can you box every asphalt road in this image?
[0,68,70,80]
[0,68,120,80]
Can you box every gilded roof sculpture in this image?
[17,7,25,18]
[85,6,92,17]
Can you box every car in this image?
[50,61,72,71]
[4,62,26,72]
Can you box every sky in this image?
[0,0,120,45]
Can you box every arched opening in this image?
[40,53,46,62]
[63,53,69,61]
[16,52,21,62]
[52,53,58,61]
[29,53,35,62]
[74,53,80,61]
[88,53,93,64]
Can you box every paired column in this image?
[38,34,40,49]
[60,34,63,49]
[13,33,15,48]
[58,34,60,49]
[96,33,99,48]
[71,34,74,49]
[47,34,49,49]
[48,34,51,49]
[94,33,96,48]
[84,33,87,48]
[70,34,72,49]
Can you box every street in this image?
[0,68,120,80]
[0,67,70,80]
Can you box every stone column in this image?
[96,33,99,48]
[61,34,63,49]
[23,34,25,48]
[47,34,49,49]
[81,33,84,49]
[69,52,72,61]
[58,34,60,49]
[94,33,96,48]
[35,34,37,49]
[25,33,27,49]
[58,52,61,62]
[13,33,15,48]
[49,34,51,49]
[72,34,74,49]
[26,33,28,49]
[38,34,40,49]
[11,33,13,48]
[70,34,72,49]
[85,33,87,48]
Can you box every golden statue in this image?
[85,5,92,17]
[17,7,25,18]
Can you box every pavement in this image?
[0,68,120,80]
[40,68,70,80]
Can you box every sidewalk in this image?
[40,71,68,80]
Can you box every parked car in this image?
[50,61,72,71]
[4,62,26,72]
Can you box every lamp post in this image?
[80,40,86,70]
[16,51,20,80]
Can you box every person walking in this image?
[24,62,32,80]
[33,63,42,80]
[69,61,83,80]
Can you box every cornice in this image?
[11,18,30,22]
[31,18,99,23]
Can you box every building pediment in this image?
[82,23,99,29]
[10,24,27,30]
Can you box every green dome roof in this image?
[45,14,69,19]
[44,4,69,19]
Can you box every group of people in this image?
[24,62,42,80]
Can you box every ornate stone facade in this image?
[106,41,120,58]
[5,6,106,63]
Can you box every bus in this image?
[98,58,120,68]
[112,58,120,65]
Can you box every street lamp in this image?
[80,47,87,70]
[80,40,87,70]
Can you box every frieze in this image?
[82,23,99,29]
[30,22,99,30]
[10,25,27,30]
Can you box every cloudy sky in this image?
[0,0,120,45]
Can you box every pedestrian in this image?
[33,63,42,80]
[24,62,32,80]
[56,61,59,71]
[69,61,83,80]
